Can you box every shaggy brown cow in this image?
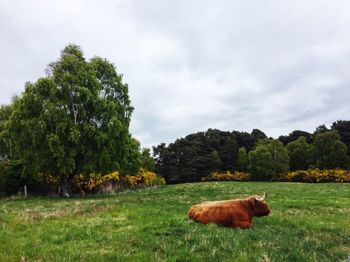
[188,192,270,229]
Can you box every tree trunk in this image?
[24,185,27,198]
[59,177,71,197]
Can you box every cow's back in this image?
[188,199,241,226]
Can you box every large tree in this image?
[248,144,274,180]
[153,129,239,183]
[237,147,248,172]
[0,104,13,160]
[251,128,267,140]
[331,120,350,155]
[140,148,156,172]
[233,131,256,152]
[313,124,329,135]
[279,130,312,145]
[262,139,289,175]
[8,45,134,196]
[286,136,312,171]
[312,131,349,169]
[248,139,289,180]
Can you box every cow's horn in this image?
[255,192,267,201]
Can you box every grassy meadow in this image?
[0,182,349,261]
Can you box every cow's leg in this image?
[234,221,253,229]
[231,213,253,229]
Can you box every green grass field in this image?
[0,182,349,261]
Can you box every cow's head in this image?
[251,192,270,217]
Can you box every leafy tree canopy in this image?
[251,129,267,140]
[314,124,329,135]
[153,122,350,183]
[237,147,248,172]
[279,130,312,145]
[140,148,156,172]
[312,131,349,169]
[286,136,312,171]
[331,120,350,155]
[248,144,274,180]
[248,139,289,180]
[7,44,135,195]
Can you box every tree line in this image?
[0,45,155,196]
[1,44,349,196]
[153,121,350,183]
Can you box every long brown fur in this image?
[188,196,270,229]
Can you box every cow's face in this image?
[253,198,270,217]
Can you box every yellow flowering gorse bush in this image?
[277,169,350,183]
[72,169,165,194]
[202,171,252,182]
[124,169,165,188]
[124,174,142,188]
[72,171,120,194]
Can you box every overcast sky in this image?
[1,1,350,148]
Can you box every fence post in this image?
[24,185,27,198]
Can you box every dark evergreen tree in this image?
[279,130,312,145]
[312,131,349,169]
[153,129,238,183]
[153,121,350,184]
[233,131,256,152]
[314,124,329,135]
[210,150,222,171]
[331,120,350,155]
[251,129,267,140]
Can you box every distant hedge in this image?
[201,169,350,183]
[276,169,350,183]
[201,171,252,182]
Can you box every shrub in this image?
[202,171,252,182]
[124,174,142,188]
[32,173,60,195]
[276,169,350,183]
[72,171,120,195]
[0,160,27,196]
[124,169,165,188]
[72,169,165,194]
[0,161,10,197]
[0,159,63,196]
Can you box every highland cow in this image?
[188,192,270,229]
